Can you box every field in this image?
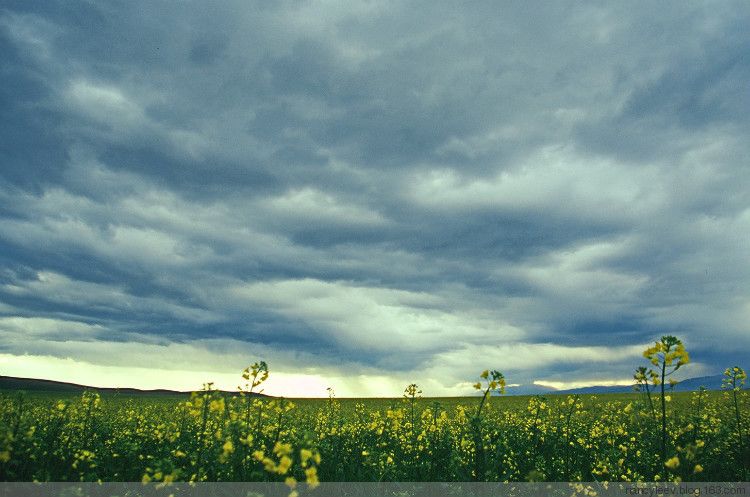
[1,384,748,484]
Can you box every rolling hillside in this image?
[0,376,269,397]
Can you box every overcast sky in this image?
[1,1,748,396]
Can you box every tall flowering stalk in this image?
[240,361,269,438]
[633,366,658,419]
[471,370,505,480]
[641,336,690,463]
[241,361,269,395]
[403,383,422,441]
[239,361,269,477]
[722,366,747,479]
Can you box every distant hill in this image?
[504,384,554,396]
[0,376,269,397]
[543,384,637,395]
[547,374,748,396]
[499,373,749,396]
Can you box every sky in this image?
[0,1,749,397]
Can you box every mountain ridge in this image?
[0,375,269,397]
[2,373,745,397]
[506,374,748,396]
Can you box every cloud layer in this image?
[1,1,748,396]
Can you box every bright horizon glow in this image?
[0,353,705,397]
[0,354,344,398]
[533,379,634,390]
[1,354,483,397]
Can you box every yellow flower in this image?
[240,433,254,446]
[277,455,292,475]
[305,466,319,488]
[664,456,680,470]
[300,448,313,463]
[222,440,234,455]
[209,398,225,412]
[694,464,703,473]
[274,442,293,457]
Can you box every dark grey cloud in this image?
[0,1,748,394]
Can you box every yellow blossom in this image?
[300,448,313,463]
[277,455,292,475]
[305,466,319,488]
[222,440,234,455]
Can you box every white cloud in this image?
[407,146,666,223]
[0,316,104,341]
[428,342,645,375]
[1,271,219,325]
[66,79,146,129]
[229,278,524,351]
[266,187,387,227]
[0,11,60,61]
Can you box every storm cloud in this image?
[1,1,748,395]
